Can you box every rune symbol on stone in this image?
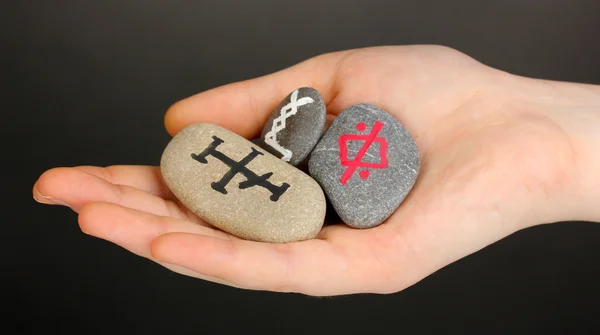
[191,136,290,201]
[338,121,388,185]
[263,89,314,162]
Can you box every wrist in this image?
[527,79,600,224]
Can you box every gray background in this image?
[4,1,600,334]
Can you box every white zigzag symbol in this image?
[264,89,314,161]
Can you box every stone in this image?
[257,87,326,166]
[308,104,420,229]
[160,123,326,243]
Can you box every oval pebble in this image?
[308,104,420,228]
[257,87,326,166]
[161,123,326,243]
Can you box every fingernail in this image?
[33,188,71,208]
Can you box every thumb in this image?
[163,50,352,139]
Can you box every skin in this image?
[32,45,600,296]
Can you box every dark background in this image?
[4,1,600,334]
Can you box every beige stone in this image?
[160,123,326,243]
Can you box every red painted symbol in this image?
[338,121,388,185]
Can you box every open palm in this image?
[33,45,585,296]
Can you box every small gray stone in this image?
[308,104,420,228]
[257,87,326,166]
[161,123,326,243]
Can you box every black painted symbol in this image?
[191,136,290,202]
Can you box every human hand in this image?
[33,45,600,296]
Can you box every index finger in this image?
[163,50,352,138]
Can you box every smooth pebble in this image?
[257,87,326,166]
[308,104,420,228]
[161,123,327,243]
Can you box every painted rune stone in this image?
[257,87,326,166]
[308,104,420,229]
[160,123,326,243]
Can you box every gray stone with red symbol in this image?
[308,104,420,228]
